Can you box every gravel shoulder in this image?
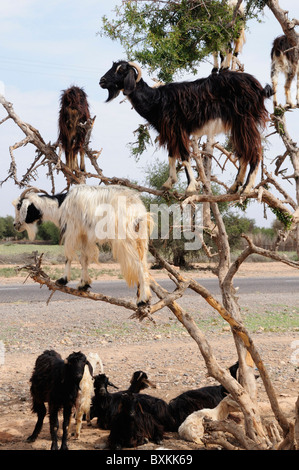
[0,262,298,451]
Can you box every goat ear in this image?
[108,380,119,389]
[123,69,136,96]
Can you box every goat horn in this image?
[128,61,142,83]
[19,187,49,199]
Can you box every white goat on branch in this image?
[12,185,152,306]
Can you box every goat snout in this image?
[14,222,22,231]
[99,77,107,88]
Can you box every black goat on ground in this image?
[100,61,273,195]
[168,362,239,429]
[126,370,157,393]
[27,349,90,450]
[270,34,299,108]
[90,371,155,429]
[58,85,93,172]
[91,371,175,431]
[108,393,164,450]
[90,373,119,429]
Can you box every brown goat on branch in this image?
[271,34,299,108]
[58,86,92,172]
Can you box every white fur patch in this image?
[193,118,228,139]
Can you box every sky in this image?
[0,0,298,228]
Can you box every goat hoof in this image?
[26,435,36,443]
[136,300,150,308]
[78,284,91,292]
[227,184,240,194]
[56,277,68,286]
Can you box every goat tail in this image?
[263,84,274,98]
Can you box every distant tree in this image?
[142,159,191,266]
[0,216,25,240]
[37,222,60,244]
[223,213,255,250]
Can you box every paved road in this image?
[0,277,298,304]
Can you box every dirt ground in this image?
[0,261,298,452]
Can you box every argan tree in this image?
[1,0,299,450]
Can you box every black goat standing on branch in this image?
[27,350,91,450]
[100,61,273,195]
[58,86,92,173]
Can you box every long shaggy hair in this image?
[108,393,164,450]
[58,86,91,172]
[100,61,272,195]
[27,349,89,450]
[12,185,153,306]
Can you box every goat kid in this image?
[100,61,272,195]
[271,34,299,108]
[108,393,164,450]
[212,0,246,72]
[58,86,93,172]
[178,395,240,445]
[12,184,152,306]
[168,362,239,429]
[27,350,89,450]
[74,352,104,439]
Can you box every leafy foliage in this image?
[0,216,60,243]
[0,216,23,240]
[101,0,250,82]
[128,124,153,161]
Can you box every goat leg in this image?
[27,402,47,443]
[60,405,72,450]
[49,406,59,450]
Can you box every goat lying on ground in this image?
[212,0,246,72]
[12,184,152,306]
[58,85,92,172]
[74,352,104,439]
[168,362,239,429]
[108,393,164,450]
[90,371,155,429]
[90,371,175,431]
[178,395,240,444]
[271,34,299,108]
[27,350,90,450]
[100,61,272,195]
[90,374,119,429]
[121,370,157,393]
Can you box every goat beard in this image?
[105,85,121,102]
[25,221,39,241]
